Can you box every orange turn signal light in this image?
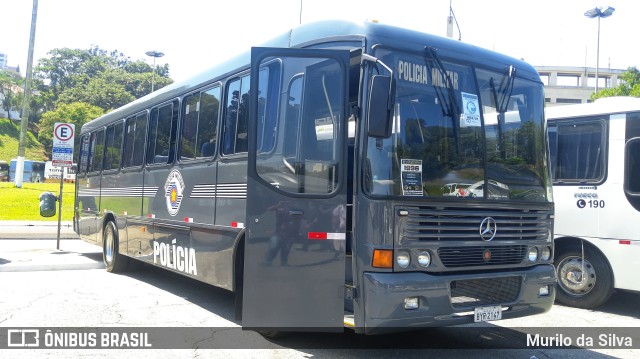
[372,249,393,268]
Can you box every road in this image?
[0,225,638,358]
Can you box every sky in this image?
[1,0,638,83]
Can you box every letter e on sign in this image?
[52,122,75,167]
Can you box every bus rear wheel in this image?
[103,221,129,273]
[554,245,613,309]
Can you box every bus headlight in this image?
[417,251,431,267]
[396,253,410,268]
[541,246,552,261]
[528,247,539,262]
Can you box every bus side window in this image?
[148,102,177,165]
[104,121,124,170]
[78,135,90,176]
[123,113,147,168]
[180,86,221,160]
[223,75,250,155]
[554,121,604,181]
[88,129,105,173]
[181,93,200,160]
[197,87,221,158]
[626,139,640,194]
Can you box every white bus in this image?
[547,96,640,308]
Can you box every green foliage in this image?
[592,66,640,100]
[37,102,104,156]
[34,45,174,113]
[0,70,23,116]
[0,118,46,162]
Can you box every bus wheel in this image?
[257,330,289,339]
[103,221,129,273]
[554,245,613,309]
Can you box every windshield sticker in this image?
[400,159,423,196]
[461,92,481,127]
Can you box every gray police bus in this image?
[68,20,556,334]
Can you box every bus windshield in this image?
[365,50,548,202]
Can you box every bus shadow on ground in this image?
[100,263,623,356]
[591,291,640,319]
[120,261,238,324]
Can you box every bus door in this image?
[243,47,350,331]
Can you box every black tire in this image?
[257,330,289,339]
[554,245,613,309]
[103,221,129,273]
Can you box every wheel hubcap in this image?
[105,228,114,264]
[558,256,596,296]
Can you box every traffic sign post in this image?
[52,123,75,249]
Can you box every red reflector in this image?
[231,221,238,227]
[620,240,631,245]
[308,232,328,240]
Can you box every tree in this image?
[37,102,104,156]
[0,70,23,122]
[592,67,640,100]
[34,46,173,113]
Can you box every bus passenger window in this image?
[148,103,176,165]
[181,93,200,160]
[104,122,123,170]
[197,87,221,158]
[223,75,250,155]
[78,135,90,175]
[626,140,640,193]
[88,129,105,173]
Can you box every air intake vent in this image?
[401,205,551,242]
[438,245,527,267]
[450,276,522,308]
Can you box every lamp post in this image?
[584,6,615,94]
[145,50,164,92]
[15,0,38,188]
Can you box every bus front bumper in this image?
[359,264,556,334]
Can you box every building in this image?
[0,52,7,69]
[535,65,625,106]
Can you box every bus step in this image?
[343,314,355,328]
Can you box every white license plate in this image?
[474,306,502,322]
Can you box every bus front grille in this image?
[450,276,522,309]
[400,205,552,242]
[438,245,527,267]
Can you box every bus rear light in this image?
[372,249,393,268]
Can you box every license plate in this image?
[474,306,502,322]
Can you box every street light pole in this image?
[584,6,615,94]
[15,0,38,188]
[145,50,164,92]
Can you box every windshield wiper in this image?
[424,46,460,152]
[490,65,516,159]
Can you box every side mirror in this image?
[367,75,394,138]
[39,192,58,217]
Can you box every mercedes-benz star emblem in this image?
[479,217,497,241]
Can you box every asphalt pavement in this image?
[0,221,104,272]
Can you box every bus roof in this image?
[546,96,640,120]
[81,19,540,134]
